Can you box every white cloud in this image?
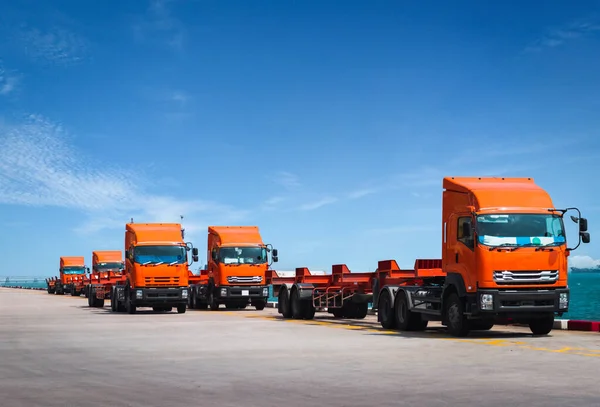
[15,25,88,65]
[524,19,600,53]
[0,115,249,240]
[133,0,185,51]
[297,197,338,211]
[569,255,600,269]
[274,171,301,190]
[0,63,19,95]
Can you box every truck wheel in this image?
[445,293,470,337]
[111,291,117,312]
[254,300,266,311]
[208,291,219,311]
[177,304,187,314]
[126,290,136,314]
[529,314,554,335]
[331,307,344,318]
[97,299,105,308]
[303,302,316,320]
[290,289,303,319]
[354,302,368,319]
[471,320,494,331]
[395,292,413,331]
[378,290,396,329]
[278,288,292,318]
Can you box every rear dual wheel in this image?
[290,288,315,320]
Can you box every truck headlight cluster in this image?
[559,292,568,309]
[181,289,188,299]
[263,287,269,297]
[480,294,494,310]
[220,288,227,297]
[136,289,143,299]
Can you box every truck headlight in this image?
[136,290,143,299]
[220,288,227,297]
[182,289,188,299]
[480,294,494,310]
[262,287,269,297]
[559,292,568,309]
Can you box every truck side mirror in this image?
[579,217,588,232]
[581,232,590,244]
[125,250,129,258]
[273,249,278,257]
[193,254,199,262]
[273,256,278,263]
[192,247,199,256]
[462,222,471,238]
[211,251,217,261]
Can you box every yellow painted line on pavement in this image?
[216,311,600,358]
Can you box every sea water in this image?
[3,273,600,320]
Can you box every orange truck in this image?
[372,176,590,336]
[111,222,199,314]
[188,226,278,311]
[86,250,124,307]
[47,256,88,295]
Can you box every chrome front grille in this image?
[493,270,559,284]
[226,276,263,284]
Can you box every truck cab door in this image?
[446,212,476,293]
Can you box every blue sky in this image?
[1,0,599,276]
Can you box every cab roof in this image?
[126,223,184,245]
[60,256,85,267]
[208,226,264,246]
[443,176,555,212]
[92,250,123,262]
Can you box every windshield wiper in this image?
[489,243,518,251]
[141,261,152,265]
[168,261,179,266]
[151,261,165,266]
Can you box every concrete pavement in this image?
[1,288,599,407]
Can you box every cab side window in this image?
[457,216,474,250]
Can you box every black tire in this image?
[97,299,104,308]
[303,302,316,320]
[111,289,117,312]
[395,292,412,331]
[208,290,219,311]
[88,290,93,307]
[189,293,195,309]
[278,288,292,318]
[529,314,554,335]
[254,300,266,311]
[126,290,136,314]
[290,288,303,319]
[354,302,368,319]
[378,290,396,329]
[445,293,470,337]
[471,320,494,331]
[177,304,186,314]
[331,307,344,318]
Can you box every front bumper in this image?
[131,287,188,306]
[471,288,569,316]
[215,285,269,300]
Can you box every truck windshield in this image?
[476,214,566,247]
[219,247,268,264]
[96,262,123,271]
[63,267,86,275]
[133,245,186,265]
